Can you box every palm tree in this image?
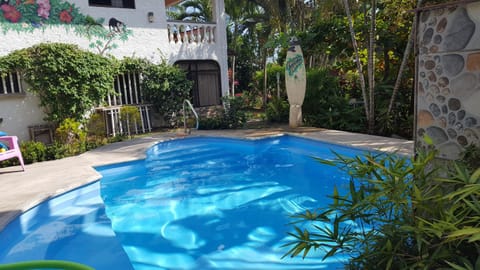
[168,0,213,22]
[225,0,274,100]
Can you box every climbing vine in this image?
[0,43,119,123]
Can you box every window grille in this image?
[0,72,24,95]
[100,105,152,137]
[107,72,142,106]
[101,71,151,136]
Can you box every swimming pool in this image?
[0,135,369,269]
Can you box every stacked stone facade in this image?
[416,1,480,159]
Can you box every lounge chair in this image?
[0,135,25,171]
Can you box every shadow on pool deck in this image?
[0,127,413,231]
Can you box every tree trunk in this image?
[263,51,268,108]
[387,0,423,116]
[367,0,376,134]
[232,55,236,96]
[342,0,369,122]
[383,45,390,81]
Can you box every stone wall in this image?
[416,1,480,159]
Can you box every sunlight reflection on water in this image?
[99,136,363,269]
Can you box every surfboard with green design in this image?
[285,40,306,128]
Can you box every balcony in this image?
[167,21,216,44]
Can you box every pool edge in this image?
[0,129,413,232]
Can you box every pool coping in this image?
[0,127,413,231]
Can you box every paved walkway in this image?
[0,127,413,231]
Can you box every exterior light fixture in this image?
[148,12,154,23]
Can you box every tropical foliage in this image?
[283,147,480,269]
[302,68,364,132]
[224,0,451,137]
[167,0,213,22]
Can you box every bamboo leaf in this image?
[423,135,433,145]
[333,186,339,206]
[468,233,480,242]
[448,228,480,238]
[302,245,312,259]
[444,261,465,270]
[470,168,480,184]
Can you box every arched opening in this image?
[175,60,222,107]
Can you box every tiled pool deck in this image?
[0,127,413,231]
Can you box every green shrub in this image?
[198,96,247,130]
[223,96,247,128]
[266,96,289,123]
[241,90,264,109]
[20,141,46,164]
[0,140,46,167]
[55,118,87,156]
[461,144,480,171]
[199,117,226,130]
[108,134,127,143]
[303,68,364,132]
[283,149,480,269]
[45,141,68,161]
[253,64,286,100]
[120,106,141,137]
[86,112,106,139]
[141,61,192,127]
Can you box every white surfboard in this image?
[285,41,306,128]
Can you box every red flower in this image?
[1,4,22,23]
[59,9,72,23]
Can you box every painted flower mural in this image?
[36,0,50,19]
[0,0,84,31]
[0,0,132,55]
[0,2,21,23]
[59,8,71,23]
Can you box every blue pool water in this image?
[0,135,369,269]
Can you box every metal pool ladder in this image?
[183,99,199,134]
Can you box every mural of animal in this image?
[108,17,125,33]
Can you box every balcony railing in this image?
[167,21,216,44]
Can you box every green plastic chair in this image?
[0,260,94,270]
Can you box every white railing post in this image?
[166,21,216,45]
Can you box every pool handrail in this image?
[182,99,199,133]
[0,260,94,270]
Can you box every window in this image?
[0,72,24,95]
[88,0,135,9]
[106,72,142,106]
[176,60,221,107]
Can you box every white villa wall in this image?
[0,93,45,141]
[0,0,229,141]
